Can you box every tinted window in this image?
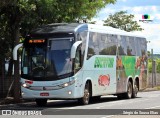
[126,36,136,56]
[48,39,73,76]
[87,32,100,59]
[87,32,118,59]
[99,34,117,55]
[140,38,147,55]
[80,31,87,61]
[118,36,127,55]
[135,37,141,56]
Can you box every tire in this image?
[125,81,133,99]
[132,81,138,98]
[35,99,47,106]
[78,82,91,105]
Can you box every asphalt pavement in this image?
[0,88,160,118]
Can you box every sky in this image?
[93,0,160,54]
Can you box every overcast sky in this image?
[93,0,160,54]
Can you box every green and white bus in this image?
[13,23,147,106]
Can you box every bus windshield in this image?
[22,38,74,81]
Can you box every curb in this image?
[141,87,160,92]
[0,98,34,106]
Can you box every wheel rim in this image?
[134,84,138,96]
[83,89,89,104]
[128,83,132,98]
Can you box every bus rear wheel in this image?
[78,82,90,105]
[35,99,47,106]
[132,81,138,98]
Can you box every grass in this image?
[156,86,160,90]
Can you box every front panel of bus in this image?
[20,33,84,99]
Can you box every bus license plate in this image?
[40,93,49,96]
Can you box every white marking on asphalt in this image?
[126,99,149,104]
[67,107,76,109]
[149,95,160,98]
[96,102,124,109]
[96,99,149,109]
[55,107,76,110]
[101,115,116,118]
[145,105,160,109]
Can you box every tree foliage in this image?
[0,0,116,46]
[103,11,143,32]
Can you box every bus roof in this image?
[88,24,146,38]
[31,23,88,34]
[30,23,145,39]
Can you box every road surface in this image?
[1,91,160,118]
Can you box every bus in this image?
[13,23,147,106]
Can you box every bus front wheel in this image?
[125,81,133,99]
[78,82,91,105]
[35,99,47,106]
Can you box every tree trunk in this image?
[0,58,5,98]
[7,58,13,76]
[9,15,21,103]
[12,24,21,103]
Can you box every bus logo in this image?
[43,87,46,90]
[94,57,114,68]
[98,74,110,86]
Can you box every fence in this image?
[147,59,160,87]
[148,73,160,87]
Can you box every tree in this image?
[88,21,96,24]
[103,11,143,32]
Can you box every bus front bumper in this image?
[21,84,82,99]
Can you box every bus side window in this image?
[135,37,141,56]
[99,34,117,55]
[80,31,87,61]
[118,36,127,55]
[87,32,99,59]
[140,38,147,56]
[126,36,136,56]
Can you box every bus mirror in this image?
[13,43,23,60]
[71,41,82,59]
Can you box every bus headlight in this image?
[60,80,75,88]
[22,83,30,88]
[64,83,69,87]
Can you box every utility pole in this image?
[151,49,154,88]
[153,60,156,86]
